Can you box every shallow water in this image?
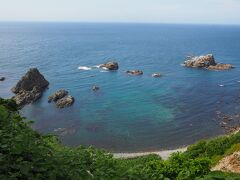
[1,22,240,152]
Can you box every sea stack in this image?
[11,68,49,106]
[183,54,233,70]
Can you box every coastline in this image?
[113,128,240,160]
[113,147,188,160]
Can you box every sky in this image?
[0,0,240,24]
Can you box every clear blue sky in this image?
[0,0,240,24]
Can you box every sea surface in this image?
[1,22,240,152]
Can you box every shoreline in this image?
[113,147,188,160]
[113,128,240,160]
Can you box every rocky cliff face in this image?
[11,68,49,106]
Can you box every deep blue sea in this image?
[1,22,240,152]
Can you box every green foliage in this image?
[185,133,240,161]
[0,98,120,179]
[1,98,240,179]
[196,171,240,180]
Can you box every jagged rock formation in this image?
[99,61,119,70]
[183,54,233,70]
[11,68,49,106]
[48,90,74,108]
[126,70,143,75]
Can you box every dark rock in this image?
[99,61,119,70]
[92,85,100,91]
[183,54,233,70]
[152,73,161,78]
[48,89,68,103]
[0,77,5,81]
[126,70,143,76]
[12,68,49,94]
[11,68,49,106]
[56,95,74,108]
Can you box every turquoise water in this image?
[1,23,240,152]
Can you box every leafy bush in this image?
[196,171,240,180]
[185,133,240,161]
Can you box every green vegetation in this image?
[0,98,240,179]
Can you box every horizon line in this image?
[0,20,240,26]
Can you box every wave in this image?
[78,66,92,71]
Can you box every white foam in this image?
[78,66,92,71]
[219,84,224,87]
[93,65,101,68]
[101,67,109,70]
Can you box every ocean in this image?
[1,22,240,152]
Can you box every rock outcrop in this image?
[48,89,74,108]
[126,70,143,76]
[0,77,5,81]
[56,95,74,108]
[11,68,49,106]
[152,73,161,78]
[99,61,119,70]
[208,64,233,70]
[48,89,68,103]
[212,152,240,173]
[92,85,100,91]
[183,54,233,70]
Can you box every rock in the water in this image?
[12,68,49,94]
[99,61,119,70]
[208,64,233,70]
[11,68,49,106]
[56,95,74,108]
[183,54,233,70]
[184,54,216,68]
[14,86,42,106]
[92,85,100,91]
[48,89,68,102]
[48,89,74,108]
[152,73,161,78]
[0,77,5,81]
[126,70,143,76]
